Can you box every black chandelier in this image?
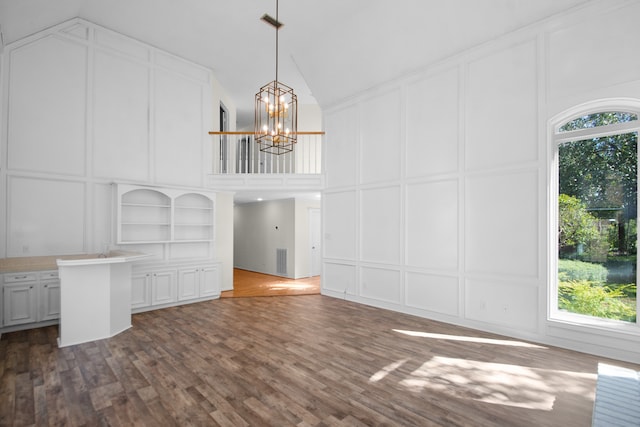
[254,0,298,155]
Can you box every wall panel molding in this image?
[1,18,214,259]
[322,0,640,363]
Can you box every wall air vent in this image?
[276,248,287,276]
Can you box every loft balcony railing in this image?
[209,131,324,175]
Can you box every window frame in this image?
[549,100,640,335]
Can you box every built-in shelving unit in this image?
[116,184,215,244]
[112,184,220,315]
[174,193,214,242]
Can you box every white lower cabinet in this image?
[4,282,38,326]
[133,262,219,311]
[131,268,181,308]
[40,280,61,321]
[2,271,60,327]
[178,265,220,301]
[200,265,220,297]
[151,270,177,306]
[178,268,199,301]
[131,272,152,309]
[2,261,221,331]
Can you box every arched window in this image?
[551,104,639,329]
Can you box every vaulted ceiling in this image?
[1,0,590,130]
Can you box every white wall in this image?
[322,0,640,363]
[0,19,233,289]
[215,191,235,291]
[299,104,323,130]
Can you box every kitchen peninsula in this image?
[56,250,150,347]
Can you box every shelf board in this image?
[118,240,213,244]
[175,206,213,211]
[121,223,171,226]
[118,240,172,244]
[122,203,171,208]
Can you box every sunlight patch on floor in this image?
[369,358,409,382]
[393,329,546,348]
[271,283,317,291]
[396,356,595,410]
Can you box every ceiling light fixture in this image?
[254,0,297,155]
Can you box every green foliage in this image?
[557,113,638,323]
[627,219,637,254]
[559,280,636,322]
[558,133,637,211]
[558,259,608,282]
[559,112,637,132]
[558,194,600,249]
[611,283,637,299]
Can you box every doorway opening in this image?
[221,269,320,297]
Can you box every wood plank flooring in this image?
[221,269,320,298]
[1,294,639,426]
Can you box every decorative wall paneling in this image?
[6,35,88,176]
[359,89,402,184]
[322,0,640,363]
[0,19,216,262]
[465,40,538,170]
[360,185,401,265]
[324,105,359,188]
[7,176,86,256]
[92,50,150,182]
[405,67,459,178]
[464,169,539,278]
[323,262,357,296]
[322,190,357,260]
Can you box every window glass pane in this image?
[559,112,637,133]
[558,129,637,323]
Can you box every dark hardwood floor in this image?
[1,294,638,426]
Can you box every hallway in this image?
[221,269,320,298]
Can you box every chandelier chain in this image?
[275,0,279,86]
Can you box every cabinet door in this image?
[200,266,219,297]
[131,273,152,309]
[151,270,177,306]
[3,283,38,326]
[40,281,61,321]
[178,268,199,301]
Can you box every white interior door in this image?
[309,208,322,276]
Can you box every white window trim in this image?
[548,98,640,336]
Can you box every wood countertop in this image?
[0,255,99,273]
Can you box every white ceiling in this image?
[1,0,590,130]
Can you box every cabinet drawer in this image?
[39,271,59,280]
[4,273,38,283]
